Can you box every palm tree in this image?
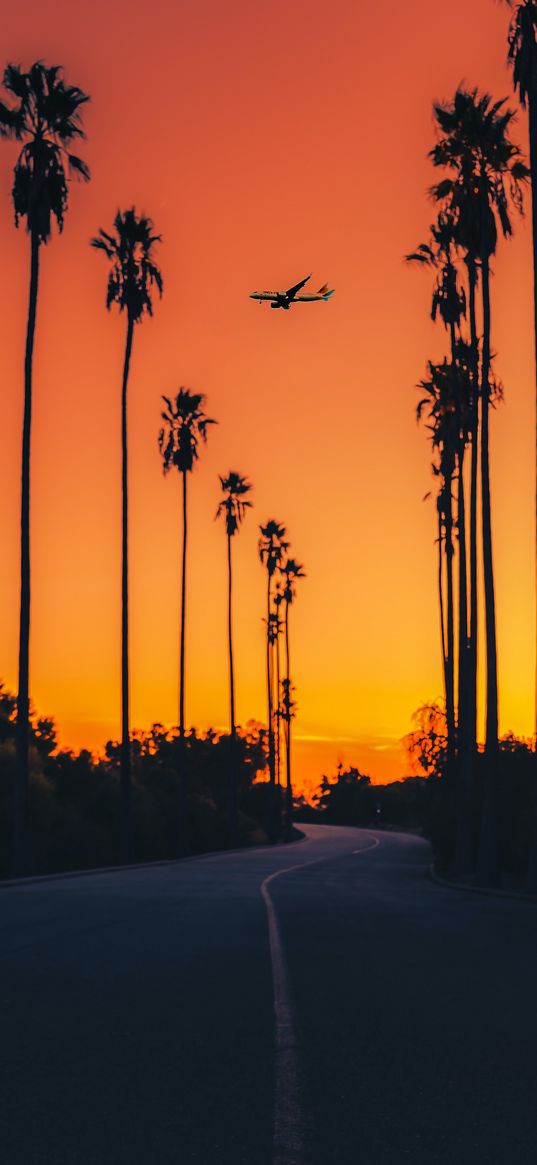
[0,63,90,875]
[92,209,162,863]
[407,214,470,768]
[431,88,528,880]
[216,471,252,841]
[258,520,288,838]
[280,557,305,837]
[418,360,459,767]
[502,0,537,892]
[159,390,215,737]
[408,217,478,867]
[273,587,285,786]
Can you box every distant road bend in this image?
[2,825,537,1164]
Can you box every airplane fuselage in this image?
[250,275,335,309]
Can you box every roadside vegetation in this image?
[3,6,537,885]
[0,63,305,875]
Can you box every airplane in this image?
[250,274,335,310]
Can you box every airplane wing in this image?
[285,274,312,300]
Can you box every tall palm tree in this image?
[0,63,90,876]
[216,471,252,841]
[258,520,288,838]
[502,0,537,891]
[159,390,215,736]
[280,557,305,837]
[407,213,470,766]
[418,359,459,766]
[92,209,162,862]
[408,215,477,867]
[273,587,285,786]
[431,88,528,879]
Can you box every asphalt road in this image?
[1,825,536,1164]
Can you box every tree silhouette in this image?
[408,215,478,870]
[159,389,215,738]
[258,520,288,838]
[431,86,528,881]
[92,209,162,862]
[0,62,90,875]
[418,359,459,757]
[408,213,469,771]
[216,471,253,841]
[503,0,537,893]
[280,557,305,836]
[273,587,285,787]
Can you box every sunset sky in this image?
[0,0,535,795]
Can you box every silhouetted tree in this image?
[431,87,528,881]
[92,209,162,862]
[407,215,470,764]
[280,557,305,836]
[0,62,90,875]
[258,520,288,837]
[418,360,459,764]
[216,471,252,841]
[503,0,537,893]
[316,764,374,825]
[159,390,215,737]
[273,588,285,786]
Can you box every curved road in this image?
[1,825,536,1164]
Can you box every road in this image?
[1,824,536,1164]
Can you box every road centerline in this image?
[261,834,380,1165]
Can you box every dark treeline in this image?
[407,1,537,891]
[0,62,306,876]
[0,680,281,877]
[299,704,534,885]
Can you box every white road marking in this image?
[261,835,380,1165]
[354,840,380,854]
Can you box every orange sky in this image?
[0,0,535,796]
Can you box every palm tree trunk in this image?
[527,84,537,893]
[467,258,479,756]
[451,311,472,871]
[12,230,40,877]
[266,574,276,841]
[180,470,188,738]
[227,531,238,844]
[284,599,293,838]
[445,479,456,771]
[176,468,190,854]
[477,257,500,885]
[438,506,449,714]
[457,446,469,731]
[455,441,474,872]
[120,315,134,864]
[275,623,281,786]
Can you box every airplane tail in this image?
[317,284,335,299]
[322,288,335,300]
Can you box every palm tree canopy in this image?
[267,610,282,645]
[216,471,253,536]
[281,557,306,605]
[417,349,482,485]
[0,61,90,241]
[429,87,529,260]
[258,520,289,576]
[159,388,216,475]
[505,1,537,106]
[91,208,163,323]
[406,211,466,330]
